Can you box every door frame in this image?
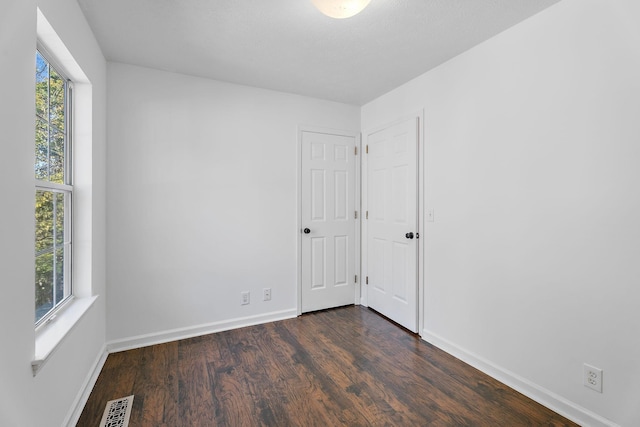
[297,125,361,316]
[361,111,425,335]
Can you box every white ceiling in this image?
[78,0,561,105]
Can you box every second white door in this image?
[301,130,356,313]
[366,117,419,332]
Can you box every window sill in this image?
[32,295,98,376]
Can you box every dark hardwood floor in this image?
[78,306,579,426]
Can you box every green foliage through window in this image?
[35,51,72,324]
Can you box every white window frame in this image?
[32,8,99,378]
[34,46,74,328]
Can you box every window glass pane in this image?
[49,66,65,133]
[35,51,66,185]
[49,126,64,183]
[35,189,70,323]
[35,252,54,322]
[35,118,49,181]
[35,190,53,254]
[35,52,49,120]
[54,192,65,246]
[55,247,65,304]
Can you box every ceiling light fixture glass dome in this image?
[311,0,372,19]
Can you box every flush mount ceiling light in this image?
[311,0,372,19]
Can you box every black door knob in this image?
[304,228,311,234]
[405,232,414,239]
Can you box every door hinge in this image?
[354,211,358,219]
[366,276,369,285]
[355,146,358,155]
[366,145,369,154]
[355,275,358,283]
[366,211,369,220]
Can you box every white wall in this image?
[362,0,640,425]
[0,0,107,426]
[106,63,360,345]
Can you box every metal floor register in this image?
[98,395,134,427]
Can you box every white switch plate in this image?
[241,291,250,305]
[427,209,435,222]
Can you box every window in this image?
[35,49,73,325]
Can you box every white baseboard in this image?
[63,344,108,427]
[422,329,619,427]
[107,309,299,353]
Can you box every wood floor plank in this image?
[208,331,255,426]
[267,321,346,427]
[129,342,179,427]
[243,324,309,426]
[273,321,370,426]
[284,313,433,426]
[177,336,217,427]
[77,306,579,427]
[316,311,491,424]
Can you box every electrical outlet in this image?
[263,288,271,301]
[241,291,250,305]
[584,364,603,393]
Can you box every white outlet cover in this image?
[584,363,603,393]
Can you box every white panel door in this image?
[367,117,418,332]
[301,131,356,313]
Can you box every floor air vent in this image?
[99,395,134,427]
